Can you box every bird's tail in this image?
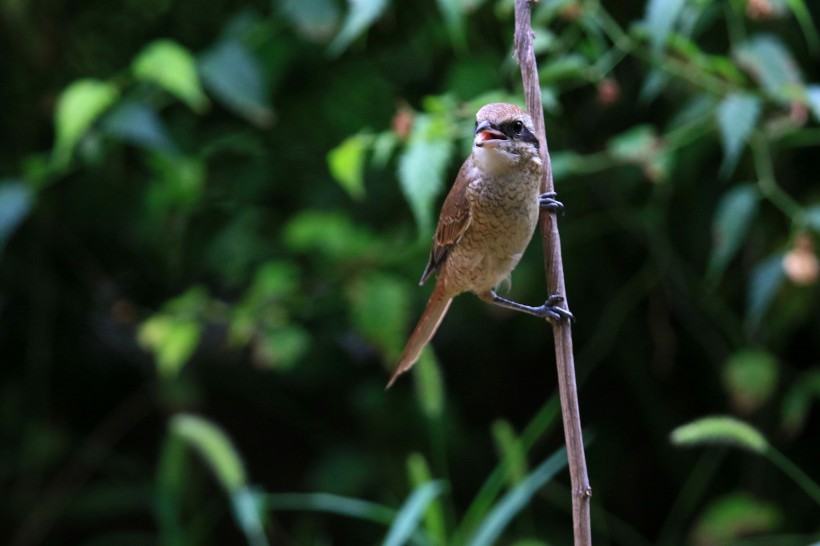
[386,284,452,388]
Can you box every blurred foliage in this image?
[2,0,820,544]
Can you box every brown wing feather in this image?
[418,159,474,286]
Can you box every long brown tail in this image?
[386,284,452,388]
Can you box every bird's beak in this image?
[474,120,507,147]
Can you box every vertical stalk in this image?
[513,1,592,544]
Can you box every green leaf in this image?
[607,125,658,163]
[781,369,820,435]
[734,35,803,100]
[747,254,785,333]
[717,93,761,177]
[807,204,820,233]
[806,85,820,122]
[138,315,201,379]
[414,349,445,419]
[467,447,568,546]
[199,40,273,126]
[436,0,466,50]
[0,180,34,252]
[53,79,119,166]
[691,492,782,545]
[383,481,446,546]
[670,416,768,454]
[645,0,685,51]
[137,287,209,379]
[538,54,588,84]
[328,0,389,56]
[266,492,395,524]
[372,131,398,169]
[170,413,247,492]
[407,454,446,546]
[101,101,177,154]
[231,487,269,546]
[783,0,820,54]
[132,40,208,112]
[145,155,206,213]
[723,349,779,413]
[347,273,410,361]
[284,210,377,260]
[328,134,369,199]
[491,420,528,486]
[255,326,310,370]
[280,0,341,43]
[398,113,453,235]
[708,184,759,278]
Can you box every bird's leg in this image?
[479,291,575,323]
[539,192,564,214]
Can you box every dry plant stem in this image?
[513,1,593,544]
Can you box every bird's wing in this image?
[418,161,473,286]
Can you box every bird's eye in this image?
[511,120,524,135]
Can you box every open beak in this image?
[474,120,507,147]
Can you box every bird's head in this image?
[472,103,541,172]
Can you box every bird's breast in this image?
[443,167,541,294]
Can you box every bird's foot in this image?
[539,192,564,214]
[536,294,575,323]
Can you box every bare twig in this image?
[513,1,592,544]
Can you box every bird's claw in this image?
[537,294,575,323]
[539,192,564,214]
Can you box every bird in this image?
[387,102,572,388]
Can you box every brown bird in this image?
[387,103,572,388]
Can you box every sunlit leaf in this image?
[328,134,368,200]
[468,448,568,546]
[708,184,759,278]
[199,39,274,127]
[133,40,208,112]
[747,254,785,333]
[734,35,803,100]
[645,0,685,52]
[398,113,453,235]
[691,492,782,545]
[53,79,119,166]
[101,101,178,154]
[717,93,761,177]
[170,413,247,492]
[670,416,768,454]
[138,287,209,379]
[723,349,779,414]
[328,0,389,56]
[383,481,446,546]
[139,316,201,379]
[0,180,34,252]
